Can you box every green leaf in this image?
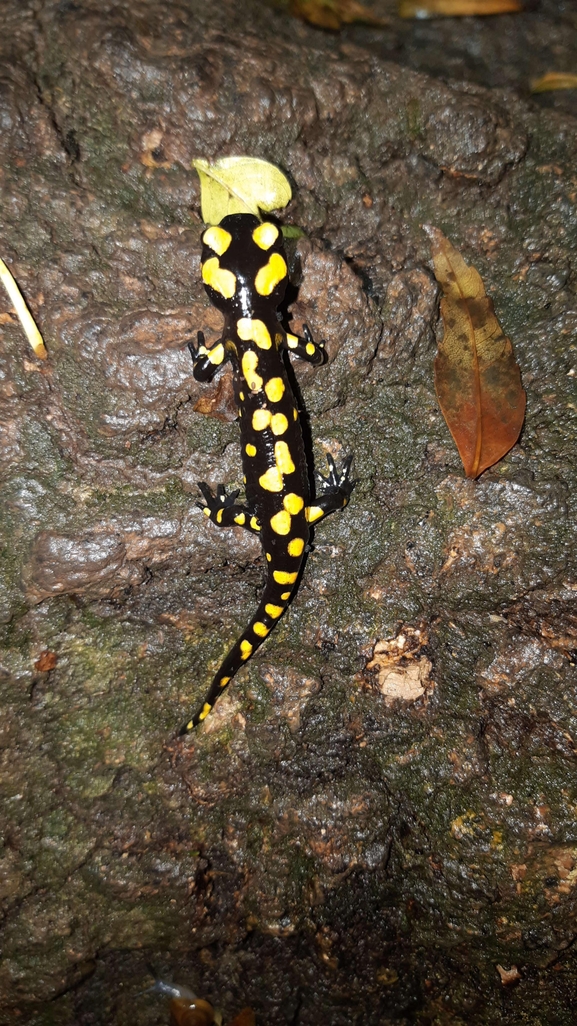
[193,157,292,225]
[281,225,306,239]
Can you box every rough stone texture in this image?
[353,0,577,119]
[0,2,576,1024]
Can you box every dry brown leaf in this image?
[496,964,521,985]
[426,226,525,478]
[399,0,520,15]
[169,996,216,1024]
[34,650,58,672]
[193,371,238,422]
[531,72,577,93]
[290,0,388,30]
[228,1010,256,1026]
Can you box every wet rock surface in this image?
[0,2,576,1024]
[353,0,577,119]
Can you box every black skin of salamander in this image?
[180,213,354,732]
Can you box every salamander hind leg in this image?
[197,482,261,534]
[285,323,326,366]
[306,454,355,525]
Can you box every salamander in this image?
[181,213,354,733]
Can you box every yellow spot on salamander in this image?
[202,257,236,299]
[237,317,272,350]
[293,408,298,421]
[271,413,288,435]
[208,342,225,365]
[241,350,263,392]
[219,676,231,688]
[253,621,270,638]
[203,226,232,255]
[254,323,272,349]
[239,391,245,401]
[252,409,272,431]
[306,505,324,523]
[281,590,291,600]
[259,467,283,492]
[234,512,246,525]
[252,222,279,250]
[287,537,305,557]
[245,443,257,457]
[265,603,284,618]
[270,510,292,535]
[198,703,212,721]
[216,508,224,524]
[266,552,272,562]
[305,342,315,356]
[240,640,253,660]
[273,570,298,585]
[283,493,304,515]
[264,377,285,403]
[275,441,295,475]
[250,515,261,531]
[286,333,299,349]
[255,253,287,296]
[202,507,211,517]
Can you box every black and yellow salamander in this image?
[181,213,354,732]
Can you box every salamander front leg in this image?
[188,330,228,382]
[306,454,355,525]
[285,324,326,366]
[198,482,262,534]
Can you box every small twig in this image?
[0,256,47,359]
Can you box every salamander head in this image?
[200,213,288,317]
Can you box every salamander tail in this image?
[178,573,299,734]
